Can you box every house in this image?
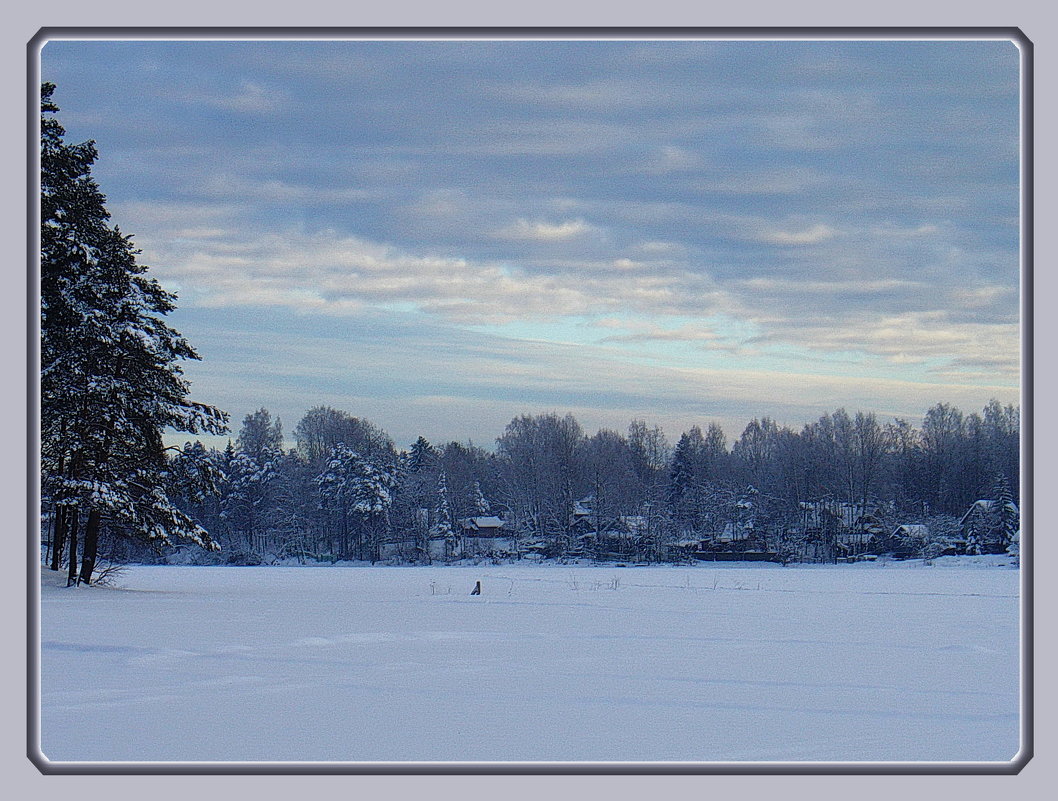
[567,496,640,560]
[460,515,505,536]
[569,495,625,536]
[456,516,516,558]
[688,519,777,562]
[892,523,930,540]
[798,500,888,556]
[886,524,932,559]
[377,514,515,563]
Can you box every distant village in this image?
[398,494,1019,566]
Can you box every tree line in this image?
[69,399,1015,569]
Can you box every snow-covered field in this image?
[37,559,1022,766]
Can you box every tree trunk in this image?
[43,509,54,567]
[50,505,67,571]
[78,507,102,585]
[49,426,68,571]
[66,511,79,587]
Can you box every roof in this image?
[959,499,1019,525]
[893,524,930,538]
[799,500,890,530]
[573,497,593,517]
[459,516,506,532]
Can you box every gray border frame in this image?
[27,26,1034,776]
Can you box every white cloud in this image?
[643,145,705,174]
[751,310,1020,379]
[174,305,1021,450]
[758,223,838,246]
[483,79,653,111]
[196,173,375,205]
[869,222,942,238]
[177,78,289,115]
[494,218,596,242]
[130,204,1019,384]
[140,226,683,324]
[950,285,1018,309]
[739,277,921,294]
[594,319,736,350]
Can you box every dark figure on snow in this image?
[471,581,481,596]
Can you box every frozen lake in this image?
[37,559,1022,766]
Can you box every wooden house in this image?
[457,516,516,558]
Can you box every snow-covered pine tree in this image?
[315,443,358,559]
[963,503,987,556]
[668,430,696,507]
[434,470,457,559]
[168,441,226,512]
[669,426,706,532]
[391,436,440,563]
[407,436,438,474]
[1007,527,1020,564]
[435,470,452,530]
[315,444,396,561]
[990,473,1019,551]
[165,442,230,561]
[40,84,228,584]
[351,457,397,563]
[469,480,491,516]
[222,449,280,561]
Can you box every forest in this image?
[42,400,1020,573]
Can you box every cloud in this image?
[681,166,826,196]
[482,78,658,111]
[739,277,921,295]
[949,285,1019,311]
[48,38,1020,436]
[757,223,839,246]
[171,304,1020,451]
[189,78,289,115]
[594,319,740,352]
[642,145,706,174]
[749,310,1020,379]
[494,218,596,242]
[195,173,376,205]
[126,193,1018,383]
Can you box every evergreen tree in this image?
[349,455,397,563]
[221,450,279,560]
[435,470,452,531]
[391,436,441,563]
[407,436,438,474]
[315,444,396,561]
[989,473,1019,551]
[315,443,361,559]
[434,470,457,559]
[963,503,988,556]
[668,429,699,507]
[469,480,491,516]
[40,83,228,584]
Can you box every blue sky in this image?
[39,36,1023,449]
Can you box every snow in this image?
[465,516,504,528]
[37,558,1022,766]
